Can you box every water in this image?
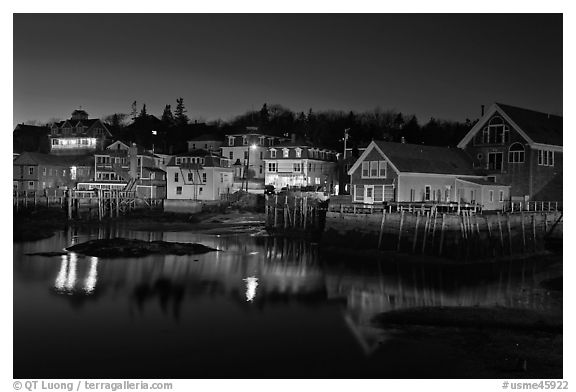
[13,226,561,378]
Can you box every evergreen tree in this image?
[259,103,269,128]
[174,98,189,127]
[139,104,147,119]
[130,101,138,121]
[161,104,175,126]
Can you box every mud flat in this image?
[67,238,218,258]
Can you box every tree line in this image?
[15,99,479,155]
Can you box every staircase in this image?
[123,177,138,192]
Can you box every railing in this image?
[327,201,482,215]
[508,200,561,213]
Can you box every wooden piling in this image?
[397,210,405,252]
[412,212,421,253]
[506,213,513,254]
[497,213,504,251]
[67,192,72,220]
[421,211,430,254]
[520,212,526,252]
[377,210,387,249]
[532,214,537,251]
[439,213,446,256]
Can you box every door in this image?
[364,185,375,204]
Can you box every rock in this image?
[66,238,218,258]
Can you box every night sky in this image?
[13,14,562,127]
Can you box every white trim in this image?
[347,141,401,175]
[400,172,483,178]
[457,104,536,148]
[455,178,509,188]
[531,143,563,152]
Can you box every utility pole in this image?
[343,128,350,159]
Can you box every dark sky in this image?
[13,14,562,127]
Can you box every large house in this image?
[347,141,510,211]
[220,128,290,187]
[13,152,93,191]
[187,134,223,153]
[165,150,234,201]
[77,141,167,198]
[457,103,562,202]
[263,141,339,194]
[49,109,112,155]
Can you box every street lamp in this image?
[244,144,257,192]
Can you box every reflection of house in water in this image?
[324,261,560,355]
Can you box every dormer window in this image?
[295,148,302,158]
[270,149,277,158]
[283,148,289,158]
[242,136,248,146]
[259,136,265,145]
[228,136,235,146]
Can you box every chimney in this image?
[481,105,485,116]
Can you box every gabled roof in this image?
[348,141,477,176]
[457,103,562,149]
[495,103,562,146]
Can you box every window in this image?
[191,143,196,150]
[244,151,248,160]
[283,149,289,158]
[42,182,46,189]
[361,162,369,178]
[489,190,494,202]
[293,163,301,172]
[487,152,503,171]
[499,190,504,202]
[259,165,263,174]
[62,169,66,176]
[410,189,415,202]
[538,150,555,166]
[259,136,265,145]
[188,172,193,182]
[52,139,59,146]
[424,186,431,201]
[295,148,302,158]
[370,161,378,177]
[242,136,248,146]
[378,161,387,177]
[42,167,46,176]
[480,117,509,145]
[174,172,179,182]
[268,163,277,172]
[508,143,525,163]
[270,149,277,158]
[28,181,34,189]
[259,151,263,160]
[28,167,34,175]
[470,190,476,202]
[202,173,207,183]
[176,158,181,165]
[308,163,312,172]
[315,177,320,185]
[176,186,182,195]
[228,136,235,146]
[229,151,233,160]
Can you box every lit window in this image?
[283,149,289,158]
[295,148,302,158]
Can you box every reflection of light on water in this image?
[249,251,259,255]
[65,253,77,292]
[83,257,99,294]
[55,256,68,292]
[243,276,259,302]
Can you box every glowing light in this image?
[65,253,77,292]
[250,144,257,150]
[83,257,99,294]
[243,276,259,302]
[54,256,68,292]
